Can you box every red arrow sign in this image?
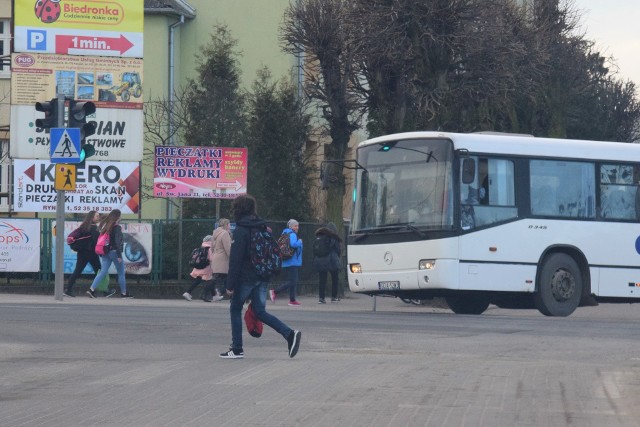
[56,34,134,55]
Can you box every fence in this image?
[0,218,346,296]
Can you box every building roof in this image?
[144,0,196,19]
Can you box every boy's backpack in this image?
[277,231,295,260]
[249,226,282,278]
[313,235,332,257]
[95,232,110,255]
[189,246,210,269]
[66,227,90,252]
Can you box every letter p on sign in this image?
[27,30,47,50]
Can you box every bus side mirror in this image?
[462,158,476,184]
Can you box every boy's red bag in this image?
[244,302,263,338]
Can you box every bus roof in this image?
[358,131,640,163]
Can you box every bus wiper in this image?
[358,223,426,237]
[353,233,369,242]
[406,223,426,237]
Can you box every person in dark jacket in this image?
[219,194,301,359]
[65,210,108,297]
[313,222,342,303]
[87,209,132,299]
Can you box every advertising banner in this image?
[154,146,248,199]
[11,53,144,109]
[53,220,152,275]
[0,219,41,272]
[14,0,144,58]
[14,159,140,214]
[10,104,143,161]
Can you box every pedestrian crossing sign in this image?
[50,128,81,164]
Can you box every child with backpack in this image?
[183,235,213,301]
[312,222,342,303]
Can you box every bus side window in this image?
[601,163,640,220]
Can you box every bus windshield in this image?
[352,138,454,233]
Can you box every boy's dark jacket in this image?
[226,215,267,291]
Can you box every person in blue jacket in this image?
[270,219,303,306]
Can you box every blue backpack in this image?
[249,226,282,278]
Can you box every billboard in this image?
[53,220,152,275]
[0,219,41,272]
[14,159,140,214]
[11,53,143,109]
[153,146,248,199]
[10,104,143,161]
[14,0,144,58]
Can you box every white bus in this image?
[347,131,640,316]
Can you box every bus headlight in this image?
[419,259,436,270]
[350,263,362,274]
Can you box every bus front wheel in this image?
[445,293,490,315]
[534,253,582,317]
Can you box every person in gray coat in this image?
[312,222,342,303]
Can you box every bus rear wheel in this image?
[534,253,582,317]
[445,293,490,315]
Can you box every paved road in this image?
[1,293,640,427]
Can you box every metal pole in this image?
[54,94,66,301]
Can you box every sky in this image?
[573,0,640,85]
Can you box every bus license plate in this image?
[378,281,400,290]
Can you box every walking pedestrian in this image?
[270,219,303,306]
[86,209,132,299]
[313,222,342,303]
[202,219,232,302]
[183,235,214,301]
[65,210,115,297]
[220,194,301,359]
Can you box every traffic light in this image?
[35,99,60,132]
[68,100,96,138]
[68,100,97,163]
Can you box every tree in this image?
[182,25,247,218]
[349,0,548,135]
[246,68,313,220]
[281,0,364,231]
[142,88,194,209]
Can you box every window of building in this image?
[0,140,9,212]
[0,19,10,79]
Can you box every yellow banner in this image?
[16,0,143,33]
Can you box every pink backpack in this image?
[95,233,110,255]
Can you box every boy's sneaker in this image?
[288,300,301,306]
[121,293,134,299]
[104,289,116,298]
[182,292,192,301]
[318,299,326,304]
[219,349,244,359]
[63,289,75,297]
[331,298,341,303]
[269,289,276,303]
[211,295,224,302]
[86,289,96,299]
[287,330,301,358]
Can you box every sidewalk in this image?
[0,291,450,314]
